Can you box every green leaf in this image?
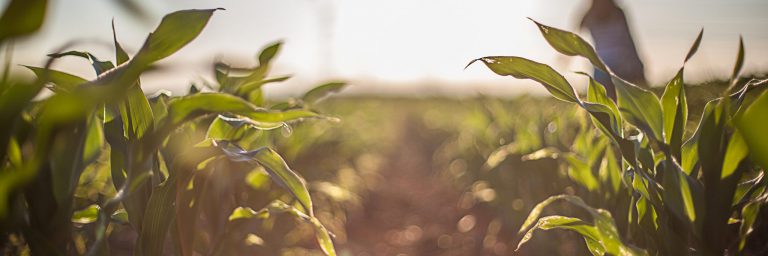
[529,18,608,72]
[82,113,104,164]
[483,143,518,170]
[731,36,744,82]
[136,166,179,256]
[660,68,687,157]
[735,90,768,170]
[74,10,219,103]
[680,100,719,175]
[6,138,22,169]
[302,82,347,105]
[229,206,259,221]
[739,201,761,251]
[311,217,337,256]
[660,159,700,228]
[602,146,621,194]
[236,75,292,99]
[72,204,100,224]
[684,29,704,63]
[582,102,621,141]
[47,51,115,75]
[519,195,647,256]
[112,20,130,65]
[119,85,154,139]
[584,73,621,135]
[24,66,88,93]
[132,8,222,66]
[722,130,748,179]
[681,139,698,175]
[213,141,314,216]
[148,91,171,127]
[519,195,595,234]
[207,115,283,140]
[111,209,129,223]
[612,77,664,142]
[563,154,599,192]
[517,216,604,255]
[227,201,336,256]
[258,41,282,65]
[0,0,48,42]
[164,93,319,129]
[468,56,579,103]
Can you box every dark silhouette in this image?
[580,0,647,99]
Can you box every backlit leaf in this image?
[731,36,744,82]
[164,93,319,130]
[517,216,603,255]
[735,90,768,170]
[25,66,88,93]
[213,141,313,216]
[72,204,100,224]
[468,56,579,103]
[258,41,282,66]
[684,29,704,63]
[133,8,223,66]
[612,77,664,142]
[302,82,347,105]
[529,18,608,72]
[660,68,687,157]
[722,130,748,179]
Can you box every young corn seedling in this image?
[469,19,767,255]
[1,3,343,255]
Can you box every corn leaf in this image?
[213,141,313,216]
[722,130,748,179]
[660,68,687,158]
[684,29,704,63]
[517,216,604,255]
[529,18,608,72]
[302,82,347,105]
[258,41,282,66]
[132,8,222,66]
[584,73,622,137]
[24,66,88,93]
[735,90,768,170]
[563,154,599,192]
[164,93,319,129]
[0,0,47,42]
[519,195,647,255]
[660,159,701,232]
[113,20,130,65]
[227,201,336,256]
[731,36,744,83]
[468,56,579,103]
[72,204,100,224]
[119,85,154,140]
[739,201,761,251]
[612,77,664,143]
[47,51,115,75]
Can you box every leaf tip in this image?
[464,58,481,70]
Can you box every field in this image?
[3,2,768,256]
[277,85,768,255]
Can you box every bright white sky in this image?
[6,0,768,96]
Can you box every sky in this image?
[6,0,768,96]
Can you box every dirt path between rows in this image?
[341,117,501,256]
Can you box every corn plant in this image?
[1,3,341,255]
[469,19,768,255]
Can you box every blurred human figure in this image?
[580,0,647,99]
